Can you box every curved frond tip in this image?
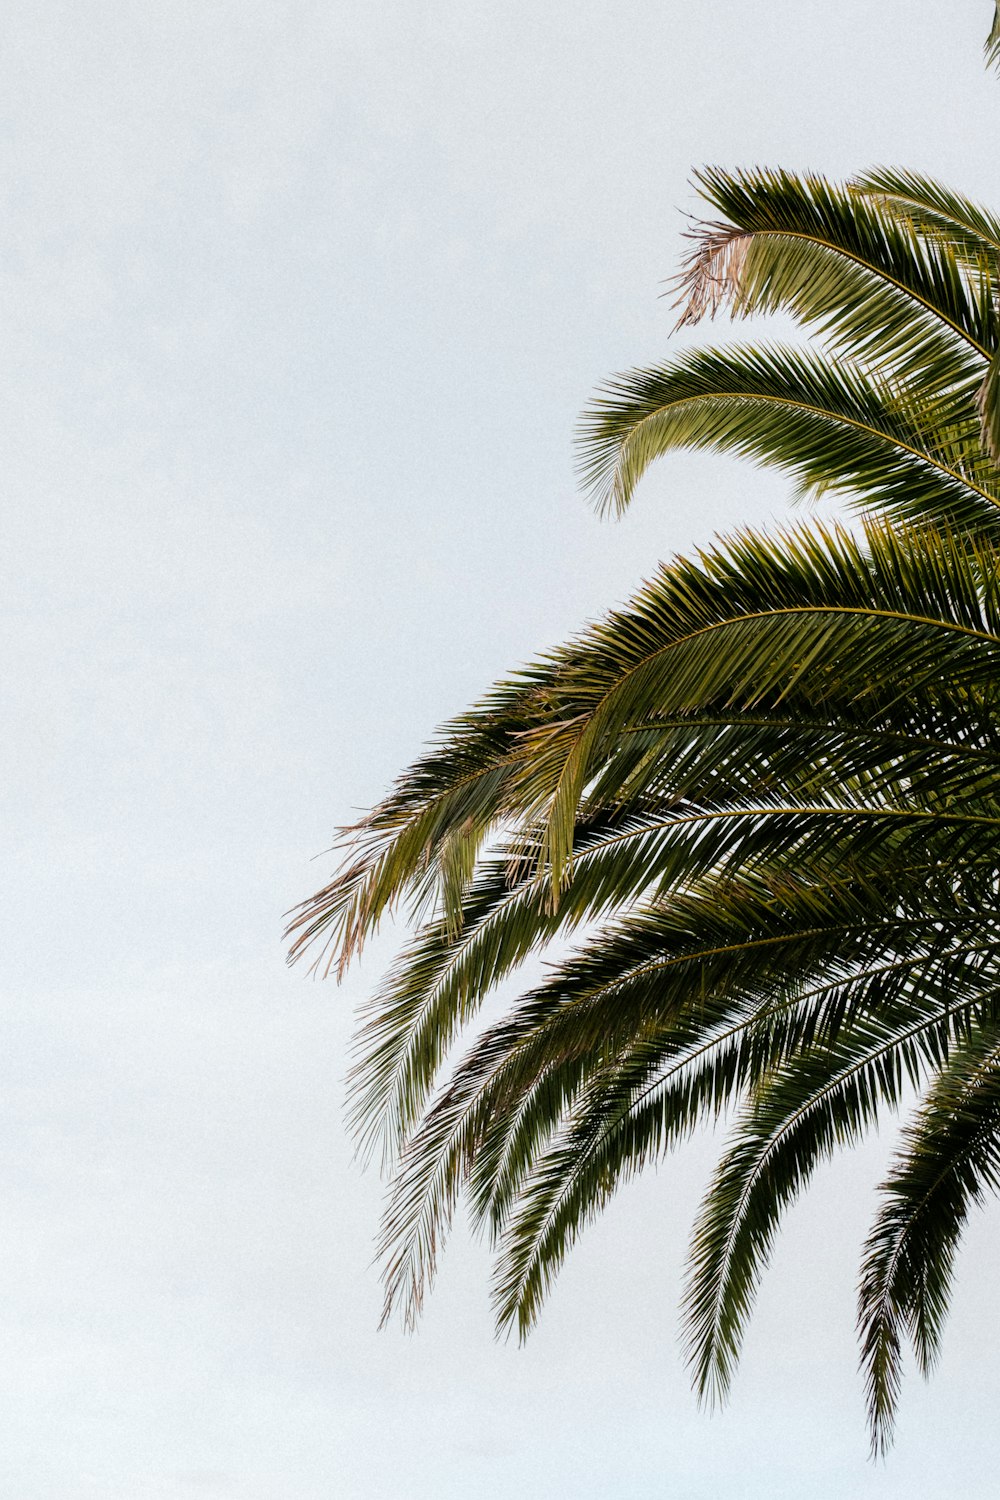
[988,5,1000,72]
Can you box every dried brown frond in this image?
[671,218,751,329]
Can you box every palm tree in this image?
[288,165,1000,1452]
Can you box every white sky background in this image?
[4,2,1000,1495]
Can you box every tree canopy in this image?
[289,156,1000,1453]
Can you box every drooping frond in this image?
[285,664,578,973]
[683,952,1000,1408]
[578,343,999,528]
[859,1025,1000,1455]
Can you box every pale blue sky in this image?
[4,3,1000,1495]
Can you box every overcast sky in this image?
[5,3,1000,1496]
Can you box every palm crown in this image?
[288,161,1000,1452]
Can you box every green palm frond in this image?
[858,1025,1000,1455]
[577,343,998,527]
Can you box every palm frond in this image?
[577,343,998,527]
[988,5,1000,72]
[859,1024,1000,1455]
